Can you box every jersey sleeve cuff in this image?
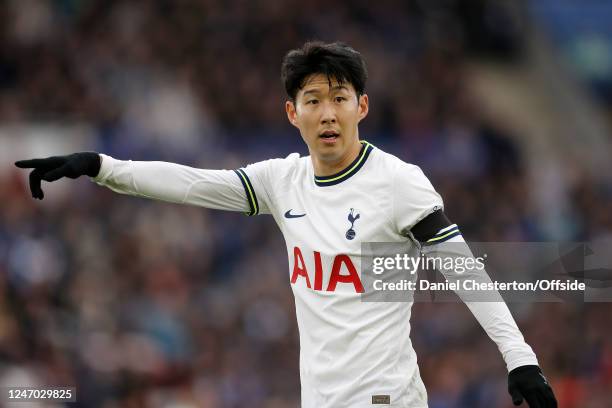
[506,356,540,372]
[91,154,115,183]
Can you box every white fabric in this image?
[94,154,250,211]
[93,147,538,407]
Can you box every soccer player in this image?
[15,41,557,408]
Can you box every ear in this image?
[357,94,369,122]
[285,100,299,128]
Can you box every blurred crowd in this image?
[1,0,611,407]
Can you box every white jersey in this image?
[93,141,538,408]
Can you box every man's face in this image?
[286,74,369,164]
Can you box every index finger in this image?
[15,158,47,168]
[15,156,64,170]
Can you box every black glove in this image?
[15,152,101,200]
[508,365,557,407]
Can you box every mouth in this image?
[319,130,340,141]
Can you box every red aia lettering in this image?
[327,254,364,293]
[291,247,363,293]
[291,246,311,288]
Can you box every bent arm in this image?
[420,233,539,371]
[411,211,539,372]
[395,162,542,375]
[92,154,250,212]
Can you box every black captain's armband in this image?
[411,209,461,244]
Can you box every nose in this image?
[320,101,337,125]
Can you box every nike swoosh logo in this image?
[284,210,306,219]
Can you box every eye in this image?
[335,96,347,103]
[306,99,319,105]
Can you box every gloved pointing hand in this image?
[15,152,101,200]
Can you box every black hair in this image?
[281,41,368,102]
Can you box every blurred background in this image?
[1,0,612,407]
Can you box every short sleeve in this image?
[392,161,444,237]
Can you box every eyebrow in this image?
[302,85,350,96]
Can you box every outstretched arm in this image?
[15,152,253,213]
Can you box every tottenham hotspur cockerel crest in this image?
[345,208,360,240]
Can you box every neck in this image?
[312,139,362,176]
